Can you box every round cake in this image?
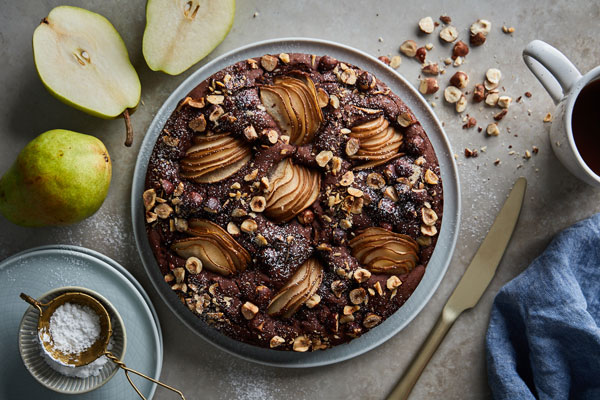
[143,53,443,352]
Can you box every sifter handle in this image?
[20,293,45,315]
[105,352,186,400]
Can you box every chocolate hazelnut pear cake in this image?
[144,53,443,352]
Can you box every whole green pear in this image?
[0,129,111,227]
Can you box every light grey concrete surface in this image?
[1,1,599,399]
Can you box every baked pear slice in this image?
[33,6,141,146]
[265,159,321,223]
[260,86,294,138]
[349,116,404,170]
[180,134,251,183]
[349,227,419,275]
[142,0,235,75]
[172,237,235,276]
[267,258,324,318]
[173,219,250,276]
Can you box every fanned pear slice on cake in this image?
[142,0,235,75]
[33,6,141,146]
[349,227,419,275]
[260,74,323,145]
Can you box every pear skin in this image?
[0,129,111,227]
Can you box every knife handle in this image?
[386,307,459,400]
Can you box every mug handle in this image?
[522,40,582,104]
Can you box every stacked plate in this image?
[0,245,163,400]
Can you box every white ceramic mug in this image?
[523,40,600,187]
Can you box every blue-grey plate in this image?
[132,38,461,368]
[0,246,162,399]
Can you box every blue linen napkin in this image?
[486,213,600,400]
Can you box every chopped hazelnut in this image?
[331,280,344,297]
[240,219,258,233]
[440,15,452,24]
[424,169,439,185]
[399,40,418,57]
[486,91,500,106]
[473,84,485,102]
[227,221,240,236]
[471,19,492,36]
[418,16,435,34]
[421,207,438,226]
[155,203,173,219]
[415,47,427,64]
[206,95,224,105]
[347,187,363,197]
[470,32,486,46]
[278,53,290,64]
[340,218,353,230]
[316,88,329,108]
[316,150,334,167]
[330,94,340,109]
[366,172,386,189]
[345,137,360,156]
[243,125,258,141]
[390,55,402,69]
[450,71,469,89]
[145,211,157,223]
[439,26,458,42]
[452,41,469,59]
[340,68,357,85]
[421,224,438,236]
[378,55,391,65]
[384,186,399,202]
[363,313,382,328]
[494,109,508,121]
[143,188,156,211]
[241,302,259,320]
[298,209,314,225]
[354,268,372,283]
[456,95,467,113]
[254,234,268,246]
[374,281,384,296]
[397,112,416,127]
[444,86,463,104]
[422,63,439,75]
[543,112,553,122]
[305,294,321,309]
[260,54,278,71]
[188,115,207,132]
[419,78,439,95]
[293,336,311,352]
[343,305,360,315]
[340,171,355,186]
[349,288,367,305]
[487,123,500,136]
[387,276,402,290]
[173,267,185,283]
[498,96,512,109]
[270,335,285,348]
[486,68,502,85]
[250,196,266,212]
[208,105,224,121]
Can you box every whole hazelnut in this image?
[415,47,427,64]
[318,55,338,71]
[357,71,376,91]
[452,41,469,59]
[298,209,314,225]
[450,71,469,89]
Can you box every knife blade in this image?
[387,177,527,400]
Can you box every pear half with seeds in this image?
[143,0,235,75]
[33,6,141,146]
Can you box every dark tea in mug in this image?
[572,79,600,175]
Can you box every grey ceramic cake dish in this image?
[132,38,461,368]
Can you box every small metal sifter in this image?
[20,291,185,400]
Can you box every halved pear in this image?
[33,6,141,146]
[142,0,235,75]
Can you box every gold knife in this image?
[387,177,527,400]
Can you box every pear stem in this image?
[123,109,133,147]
